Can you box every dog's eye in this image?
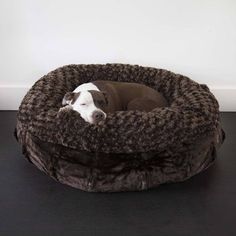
[80,103,86,106]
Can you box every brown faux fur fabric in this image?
[14,63,225,192]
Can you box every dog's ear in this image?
[62,92,75,106]
[101,91,108,105]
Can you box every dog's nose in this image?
[92,111,105,123]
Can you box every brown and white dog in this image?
[61,80,167,124]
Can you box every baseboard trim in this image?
[0,86,235,111]
[0,86,30,110]
[210,87,236,112]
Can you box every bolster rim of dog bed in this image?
[14,63,225,192]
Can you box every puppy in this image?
[61,80,167,124]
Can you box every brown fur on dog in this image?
[92,80,168,112]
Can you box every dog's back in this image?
[93,80,167,111]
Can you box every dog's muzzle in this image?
[92,110,106,124]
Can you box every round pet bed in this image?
[14,63,225,192]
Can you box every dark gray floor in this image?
[0,111,235,236]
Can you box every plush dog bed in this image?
[14,63,225,192]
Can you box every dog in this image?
[61,80,167,124]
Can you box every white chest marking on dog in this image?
[73,82,99,93]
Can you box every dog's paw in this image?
[58,105,72,113]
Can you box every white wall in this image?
[0,0,236,110]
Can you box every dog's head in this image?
[62,90,108,124]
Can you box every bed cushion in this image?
[14,63,225,192]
